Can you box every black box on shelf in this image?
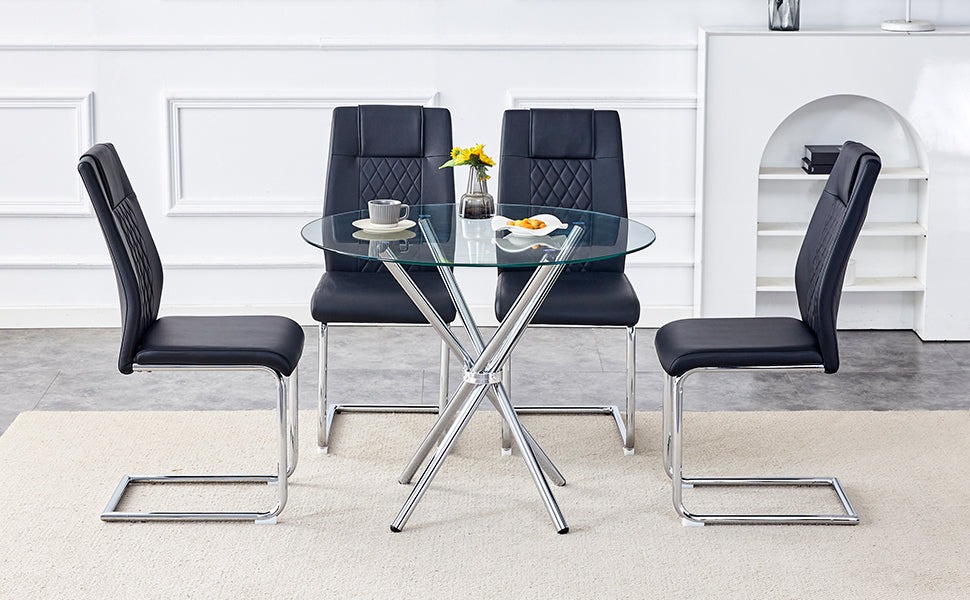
[804,144,842,165]
[801,157,833,175]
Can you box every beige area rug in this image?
[1,409,969,599]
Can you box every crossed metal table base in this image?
[378,219,585,534]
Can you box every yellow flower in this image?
[439,143,496,171]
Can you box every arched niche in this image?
[759,94,928,171]
[755,94,930,331]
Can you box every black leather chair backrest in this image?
[795,140,881,373]
[324,105,455,273]
[498,108,628,273]
[78,143,164,374]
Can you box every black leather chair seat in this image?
[655,317,823,377]
[134,315,305,376]
[310,271,457,324]
[495,271,640,326]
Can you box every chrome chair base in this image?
[672,476,858,526]
[101,366,299,524]
[500,325,637,455]
[317,324,450,454]
[663,367,860,526]
[102,474,285,524]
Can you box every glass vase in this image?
[459,168,495,219]
[768,0,799,31]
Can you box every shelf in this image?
[757,222,926,237]
[758,166,928,181]
[757,276,925,293]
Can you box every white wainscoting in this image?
[0,93,93,217]
[0,36,701,328]
[165,92,439,216]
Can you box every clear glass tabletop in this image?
[301,204,656,267]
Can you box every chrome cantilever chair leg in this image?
[663,372,673,478]
[500,325,637,455]
[623,325,636,454]
[318,323,331,453]
[286,366,299,477]
[101,365,298,524]
[664,367,859,526]
[316,323,450,454]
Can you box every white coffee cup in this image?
[368,199,410,226]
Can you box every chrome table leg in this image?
[385,223,583,532]
[390,384,491,532]
[487,385,566,487]
[397,378,480,485]
[439,338,451,412]
[489,380,568,533]
[410,219,567,478]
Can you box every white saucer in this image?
[352,218,416,233]
[352,229,416,241]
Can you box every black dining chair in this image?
[79,143,304,523]
[494,108,640,454]
[655,140,880,525]
[310,105,458,453]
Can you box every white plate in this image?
[491,214,567,237]
[493,235,565,253]
[352,218,416,233]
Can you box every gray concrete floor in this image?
[1,326,968,437]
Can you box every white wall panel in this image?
[166,93,437,216]
[627,215,694,266]
[0,93,92,216]
[169,100,329,216]
[627,265,694,316]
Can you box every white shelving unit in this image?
[754,95,930,329]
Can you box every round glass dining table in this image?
[301,204,656,534]
[301,203,656,268]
